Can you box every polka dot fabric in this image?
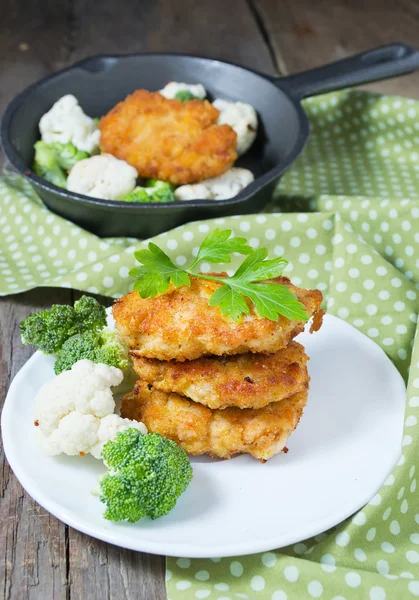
[1,90,419,599]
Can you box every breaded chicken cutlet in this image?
[113,275,323,361]
[99,90,237,185]
[121,380,308,461]
[131,341,309,410]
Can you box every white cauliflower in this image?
[67,154,137,200]
[39,94,100,154]
[159,81,206,100]
[34,360,147,457]
[174,167,254,201]
[213,98,258,155]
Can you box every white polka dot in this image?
[315,244,327,255]
[408,582,419,597]
[352,511,366,526]
[76,272,88,282]
[382,507,392,520]
[394,301,405,312]
[167,239,178,250]
[320,554,336,573]
[281,221,292,232]
[103,276,114,288]
[195,591,211,599]
[366,528,376,541]
[251,575,265,591]
[381,542,395,553]
[176,558,190,568]
[306,228,318,239]
[307,581,323,598]
[377,266,387,276]
[391,277,402,288]
[293,543,307,555]
[351,293,362,304]
[407,551,419,564]
[198,224,210,232]
[272,592,287,600]
[290,236,301,247]
[230,561,243,577]
[214,583,229,591]
[183,231,194,241]
[109,254,120,263]
[176,580,191,590]
[353,548,366,563]
[262,552,277,567]
[345,572,361,588]
[92,263,104,272]
[336,531,350,547]
[376,559,390,575]
[369,586,386,600]
[284,566,299,582]
[195,570,209,581]
[366,304,378,315]
[298,253,310,264]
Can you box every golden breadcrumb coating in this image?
[113,275,323,361]
[99,90,237,184]
[121,380,309,461]
[131,341,309,410]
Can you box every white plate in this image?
[2,314,406,558]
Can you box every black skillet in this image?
[2,43,419,238]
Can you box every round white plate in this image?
[2,314,405,558]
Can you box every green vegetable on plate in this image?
[54,328,129,375]
[20,295,107,355]
[100,429,193,522]
[130,228,309,322]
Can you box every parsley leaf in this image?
[190,228,253,267]
[130,229,309,322]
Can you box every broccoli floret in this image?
[174,90,200,102]
[54,328,128,375]
[100,430,193,522]
[73,295,107,332]
[20,295,107,355]
[54,331,99,374]
[32,141,67,188]
[20,304,76,354]
[120,180,175,203]
[120,187,153,203]
[49,142,89,170]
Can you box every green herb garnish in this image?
[129,229,309,322]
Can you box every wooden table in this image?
[1,1,418,597]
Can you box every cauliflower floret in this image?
[67,154,138,200]
[39,95,100,154]
[37,412,100,456]
[159,82,206,99]
[212,98,258,155]
[90,414,147,459]
[174,167,254,201]
[34,359,146,458]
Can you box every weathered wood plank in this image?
[253,0,419,97]
[0,290,71,600]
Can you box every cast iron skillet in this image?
[2,44,419,238]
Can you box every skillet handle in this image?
[278,43,419,100]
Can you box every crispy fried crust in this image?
[131,341,309,410]
[113,275,323,361]
[121,380,308,461]
[99,90,237,184]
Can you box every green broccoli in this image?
[73,295,107,332]
[32,141,67,188]
[20,304,76,354]
[54,328,129,375]
[20,295,107,355]
[100,429,193,522]
[174,90,200,102]
[120,180,175,203]
[49,142,89,170]
[32,141,89,188]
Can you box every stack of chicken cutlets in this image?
[114,275,324,462]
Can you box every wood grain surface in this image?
[0,1,418,598]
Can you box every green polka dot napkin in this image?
[1,90,419,599]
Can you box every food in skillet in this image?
[33,82,258,201]
[99,90,238,185]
